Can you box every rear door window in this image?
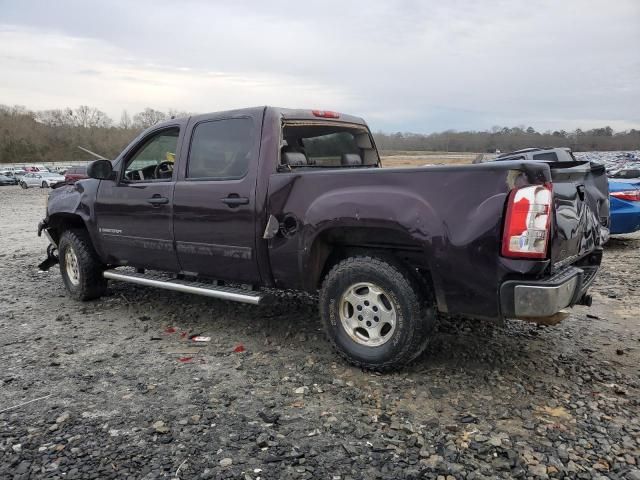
[186,118,254,180]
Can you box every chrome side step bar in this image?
[103,270,262,305]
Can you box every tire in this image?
[58,229,107,301]
[41,181,48,188]
[20,181,27,189]
[320,256,435,371]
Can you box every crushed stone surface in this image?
[1,185,639,479]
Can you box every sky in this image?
[0,0,639,133]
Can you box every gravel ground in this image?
[1,186,639,480]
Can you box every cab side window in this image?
[123,128,179,182]
[187,118,253,180]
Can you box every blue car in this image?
[609,178,640,234]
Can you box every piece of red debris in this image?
[233,344,245,353]
[178,357,193,363]
[164,327,177,334]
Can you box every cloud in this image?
[0,0,638,132]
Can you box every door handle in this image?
[221,195,249,207]
[147,196,169,205]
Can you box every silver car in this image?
[20,172,66,189]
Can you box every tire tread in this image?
[59,228,106,301]
[320,255,435,371]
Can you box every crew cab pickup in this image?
[38,107,609,370]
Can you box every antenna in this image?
[78,146,108,160]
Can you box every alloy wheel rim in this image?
[339,282,397,347]
[65,247,80,286]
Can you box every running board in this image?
[103,270,262,305]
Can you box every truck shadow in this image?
[105,281,559,377]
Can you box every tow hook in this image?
[38,244,59,271]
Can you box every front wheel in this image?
[41,181,48,188]
[20,181,27,189]
[58,229,107,301]
[320,256,435,371]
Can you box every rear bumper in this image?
[500,265,597,319]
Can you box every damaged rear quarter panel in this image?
[266,161,552,320]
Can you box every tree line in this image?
[0,105,188,164]
[1,104,638,164]
[374,126,640,153]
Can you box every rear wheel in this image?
[58,229,107,301]
[41,181,48,188]
[320,256,435,371]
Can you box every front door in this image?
[95,124,184,271]
[173,113,262,283]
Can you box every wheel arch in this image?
[47,213,90,244]
[304,225,438,306]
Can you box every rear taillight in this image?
[611,190,640,202]
[502,184,553,259]
[311,110,340,119]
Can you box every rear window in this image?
[302,132,360,166]
[280,123,379,169]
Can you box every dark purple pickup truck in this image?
[38,107,609,370]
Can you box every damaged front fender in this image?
[37,179,102,270]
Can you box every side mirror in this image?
[87,159,114,180]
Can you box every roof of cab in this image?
[154,106,367,129]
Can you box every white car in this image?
[20,172,66,189]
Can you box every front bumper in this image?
[500,265,597,319]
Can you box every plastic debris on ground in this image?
[191,336,211,343]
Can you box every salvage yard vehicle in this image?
[608,178,640,234]
[64,165,88,184]
[0,173,18,186]
[20,172,66,189]
[38,107,609,370]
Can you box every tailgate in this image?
[549,161,608,269]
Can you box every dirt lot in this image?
[381,152,478,168]
[1,185,639,480]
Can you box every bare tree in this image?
[72,106,112,128]
[36,108,74,127]
[133,108,167,129]
[167,108,191,120]
[119,110,133,129]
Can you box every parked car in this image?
[0,173,18,185]
[20,172,66,188]
[609,178,640,234]
[38,107,607,370]
[64,166,88,183]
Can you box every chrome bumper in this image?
[500,266,595,319]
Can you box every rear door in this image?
[173,111,263,283]
[94,124,184,271]
[548,161,608,269]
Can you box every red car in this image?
[64,166,88,183]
